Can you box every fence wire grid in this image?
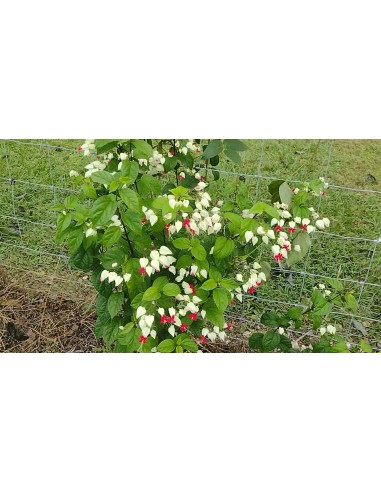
[1,139,380,348]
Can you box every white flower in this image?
[100,270,109,282]
[168,325,176,337]
[327,324,336,334]
[136,307,146,318]
[278,327,285,335]
[257,226,266,235]
[114,275,124,287]
[315,219,325,230]
[112,262,118,268]
[159,246,172,256]
[306,225,315,234]
[267,229,275,240]
[294,245,301,252]
[69,170,79,177]
[119,153,128,160]
[200,269,208,279]
[323,218,330,227]
[85,227,97,237]
[245,231,254,243]
[123,273,131,282]
[236,274,243,282]
[320,326,326,335]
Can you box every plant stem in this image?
[117,207,134,257]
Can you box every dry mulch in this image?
[0,268,100,353]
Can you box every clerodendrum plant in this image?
[55,139,354,353]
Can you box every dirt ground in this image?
[0,268,101,353]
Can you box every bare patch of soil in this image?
[0,268,101,353]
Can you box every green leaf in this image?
[181,338,199,352]
[312,289,327,309]
[91,194,118,226]
[172,237,191,250]
[205,305,225,328]
[131,139,153,159]
[268,180,285,202]
[143,286,161,301]
[176,254,193,269]
[279,335,292,352]
[345,293,357,312]
[326,278,344,292]
[99,247,127,270]
[249,333,264,351]
[101,226,122,247]
[220,278,239,290]
[223,212,242,228]
[221,201,235,212]
[121,161,139,182]
[279,182,293,207]
[223,139,248,152]
[138,174,162,196]
[176,346,184,353]
[287,307,303,320]
[152,276,168,292]
[213,288,230,312]
[123,209,142,235]
[81,183,97,199]
[213,237,235,259]
[157,339,176,353]
[209,267,222,282]
[286,232,311,267]
[117,323,140,352]
[203,139,223,159]
[237,193,252,210]
[67,227,84,253]
[224,148,241,164]
[90,170,115,185]
[249,202,280,219]
[102,319,121,346]
[260,311,280,328]
[312,338,331,353]
[119,188,141,212]
[69,245,95,271]
[162,283,181,297]
[107,292,124,319]
[262,331,280,351]
[191,241,207,261]
[200,279,217,290]
[95,140,119,154]
[360,339,372,353]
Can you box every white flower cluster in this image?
[100,270,131,286]
[236,262,267,297]
[109,214,123,229]
[316,283,332,297]
[136,307,156,338]
[79,139,95,156]
[84,160,107,178]
[176,266,207,282]
[138,246,176,276]
[142,206,158,226]
[320,324,336,335]
[202,324,229,342]
[138,150,166,174]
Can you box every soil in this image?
[0,268,101,353]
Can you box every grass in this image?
[1,139,380,347]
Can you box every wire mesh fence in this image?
[1,139,380,347]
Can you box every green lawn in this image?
[1,139,380,343]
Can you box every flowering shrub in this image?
[55,139,356,353]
